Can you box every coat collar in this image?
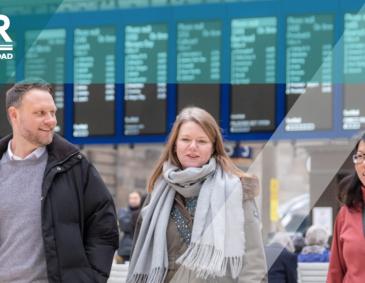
[0,133,79,164]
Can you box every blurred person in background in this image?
[117,191,142,263]
[127,107,267,283]
[292,234,305,255]
[265,232,297,283]
[328,133,365,282]
[298,225,330,262]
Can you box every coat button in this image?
[77,154,82,160]
[56,166,62,171]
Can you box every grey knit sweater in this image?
[0,151,49,283]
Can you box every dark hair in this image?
[338,134,365,209]
[6,80,54,110]
[292,234,305,254]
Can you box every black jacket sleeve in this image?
[83,163,119,282]
[284,251,298,283]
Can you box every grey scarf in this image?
[127,158,245,283]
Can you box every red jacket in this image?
[327,188,365,283]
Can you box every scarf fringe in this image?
[127,267,165,283]
[176,243,244,279]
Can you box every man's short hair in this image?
[6,80,54,110]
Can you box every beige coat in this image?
[135,176,268,283]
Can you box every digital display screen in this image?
[230,17,277,133]
[73,26,116,137]
[25,29,65,134]
[343,13,365,130]
[2,0,259,16]
[170,0,202,5]
[176,21,221,121]
[124,24,168,135]
[285,15,334,132]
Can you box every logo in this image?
[0,14,14,60]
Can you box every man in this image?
[0,81,119,282]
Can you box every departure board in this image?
[118,0,148,8]
[176,21,221,121]
[73,26,116,137]
[25,29,65,134]
[230,17,276,133]
[170,0,202,5]
[285,15,333,132]
[124,24,168,135]
[151,0,168,5]
[343,13,365,130]
[2,0,256,16]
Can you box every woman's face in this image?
[175,121,213,169]
[355,140,365,186]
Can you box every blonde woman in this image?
[127,107,267,283]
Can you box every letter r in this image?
[0,15,12,43]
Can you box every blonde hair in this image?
[147,107,247,192]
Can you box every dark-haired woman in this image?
[327,134,365,282]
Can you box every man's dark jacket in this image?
[265,243,298,283]
[0,134,119,283]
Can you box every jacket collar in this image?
[46,134,79,164]
[0,135,12,157]
[0,133,79,165]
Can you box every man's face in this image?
[10,88,57,148]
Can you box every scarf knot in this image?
[163,159,216,198]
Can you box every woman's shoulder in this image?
[338,203,361,215]
[240,174,260,200]
[335,205,348,222]
[335,204,360,225]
